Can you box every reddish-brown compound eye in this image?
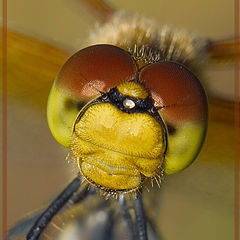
[139,62,207,124]
[139,62,208,174]
[47,45,138,148]
[58,44,138,100]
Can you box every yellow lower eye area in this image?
[71,103,165,191]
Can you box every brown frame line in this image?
[1,0,7,239]
[234,0,240,240]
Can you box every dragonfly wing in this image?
[0,29,69,111]
[207,38,240,66]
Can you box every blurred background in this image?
[1,0,236,239]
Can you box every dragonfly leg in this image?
[118,194,136,240]
[69,184,96,204]
[26,175,86,240]
[7,211,42,240]
[133,192,148,240]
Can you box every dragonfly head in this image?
[47,44,208,195]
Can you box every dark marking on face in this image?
[166,124,176,135]
[64,99,86,111]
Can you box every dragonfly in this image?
[4,0,238,239]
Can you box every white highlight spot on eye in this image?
[123,99,135,109]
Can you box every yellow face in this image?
[71,81,166,192]
[47,44,208,195]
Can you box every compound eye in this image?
[139,62,207,124]
[47,45,138,147]
[57,44,138,100]
[139,62,208,174]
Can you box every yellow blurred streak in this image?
[205,98,235,166]
[208,39,240,66]
[0,29,69,110]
